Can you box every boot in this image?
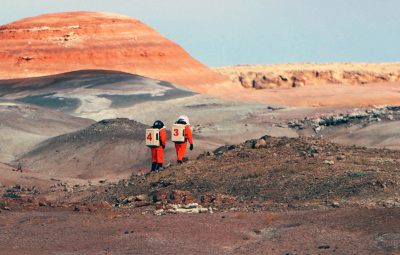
[157,163,163,170]
[177,160,183,164]
[151,162,157,172]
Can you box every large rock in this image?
[0,12,227,89]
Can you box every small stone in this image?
[244,139,257,149]
[38,201,47,207]
[175,208,200,214]
[154,209,165,216]
[253,229,261,235]
[134,194,147,201]
[133,201,150,207]
[254,139,267,148]
[63,186,73,192]
[387,115,394,120]
[183,203,199,209]
[336,155,345,160]
[323,160,335,165]
[382,199,400,208]
[314,125,323,133]
[198,207,209,213]
[237,152,250,158]
[125,196,135,202]
[331,202,340,208]
[318,245,330,249]
[215,151,224,156]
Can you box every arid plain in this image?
[0,12,399,254]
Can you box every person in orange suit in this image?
[150,120,167,171]
[174,115,193,164]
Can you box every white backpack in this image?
[145,128,160,147]
[171,124,185,143]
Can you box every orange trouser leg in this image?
[175,143,187,161]
[151,147,164,163]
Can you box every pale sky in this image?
[1,0,399,66]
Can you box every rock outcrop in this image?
[0,12,227,89]
[214,63,400,89]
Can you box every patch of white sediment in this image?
[75,95,113,115]
[0,102,17,106]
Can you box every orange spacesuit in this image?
[150,120,167,171]
[173,115,193,163]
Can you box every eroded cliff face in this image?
[0,12,227,89]
[214,63,400,89]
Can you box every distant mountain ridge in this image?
[214,63,400,89]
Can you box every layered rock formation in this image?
[214,63,400,89]
[0,12,227,89]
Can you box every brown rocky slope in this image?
[91,135,400,212]
[0,12,228,90]
[2,136,400,254]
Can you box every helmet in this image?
[152,120,165,129]
[176,119,186,125]
[177,115,190,125]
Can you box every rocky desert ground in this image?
[0,11,399,255]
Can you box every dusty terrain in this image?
[17,119,150,180]
[1,208,399,255]
[1,136,400,254]
[2,70,400,182]
[1,102,400,255]
[0,12,228,89]
[245,105,400,150]
[0,70,275,180]
[0,100,93,162]
[1,11,400,255]
[95,136,400,210]
[280,106,400,150]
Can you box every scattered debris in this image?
[284,106,400,133]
